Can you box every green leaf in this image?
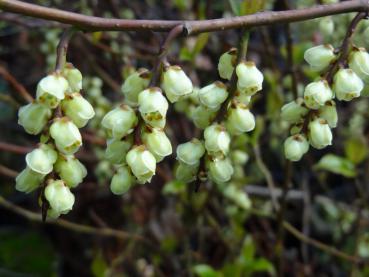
[250,258,276,275]
[0,229,55,276]
[91,251,108,277]
[241,0,265,15]
[229,0,241,16]
[315,154,356,178]
[193,264,221,277]
[192,33,210,58]
[241,236,255,261]
[162,180,186,195]
[344,136,368,164]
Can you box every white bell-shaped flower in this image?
[105,138,132,164]
[308,118,333,149]
[126,145,156,184]
[204,124,231,156]
[110,165,135,195]
[45,179,75,214]
[284,134,309,162]
[280,98,308,123]
[176,139,205,165]
[25,144,57,175]
[198,81,228,109]
[208,157,234,184]
[333,68,363,101]
[192,105,218,129]
[138,87,169,128]
[63,63,83,92]
[318,100,338,128]
[236,61,263,96]
[349,48,369,83]
[175,162,199,183]
[218,48,237,80]
[101,105,138,139]
[304,44,336,71]
[18,102,52,135]
[225,103,255,135]
[303,80,333,109]
[162,65,193,103]
[61,93,95,128]
[121,68,150,106]
[50,117,82,155]
[15,167,45,193]
[143,127,172,162]
[36,74,69,108]
[54,155,87,188]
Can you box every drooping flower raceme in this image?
[16,63,94,219]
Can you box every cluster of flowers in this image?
[16,63,95,218]
[282,44,367,161]
[175,48,263,185]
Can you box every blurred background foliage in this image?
[1,0,369,276]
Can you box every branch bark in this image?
[0,0,368,34]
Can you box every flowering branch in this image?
[0,0,369,34]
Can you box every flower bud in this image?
[231,150,249,165]
[101,105,138,139]
[61,93,95,128]
[303,80,333,109]
[18,102,52,135]
[176,139,205,165]
[175,162,199,183]
[284,134,309,162]
[308,118,333,149]
[225,103,255,135]
[126,145,156,184]
[236,61,263,96]
[218,48,237,80]
[198,81,228,109]
[110,166,135,195]
[15,167,44,193]
[162,65,193,103]
[204,124,231,155]
[192,105,218,129]
[143,128,172,162]
[208,157,234,184]
[304,44,335,71]
[44,179,75,214]
[25,144,57,175]
[319,16,334,37]
[138,87,168,128]
[281,98,308,123]
[63,63,82,92]
[36,74,69,108]
[50,117,82,155]
[105,138,132,164]
[121,68,150,106]
[54,155,87,188]
[333,68,363,101]
[349,48,369,83]
[319,100,338,128]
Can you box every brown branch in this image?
[150,24,184,86]
[0,164,17,178]
[55,27,77,72]
[0,0,368,34]
[0,64,33,102]
[325,12,367,83]
[0,141,32,154]
[0,195,147,242]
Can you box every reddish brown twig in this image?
[0,65,33,103]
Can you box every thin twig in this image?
[0,64,33,102]
[0,164,17,178]
[0,195,147,242]
[150,24,184,86]
[0,0,368,34]
[55,27,77,72]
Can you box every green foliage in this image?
[315,154,357,178]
